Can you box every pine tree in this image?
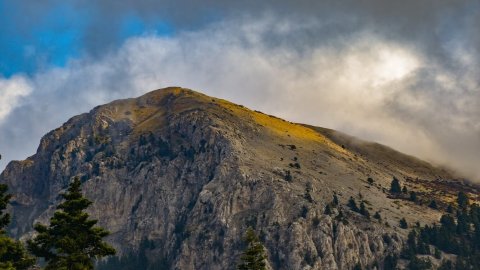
[399,218,408,229]
[353,262,362,270]
[0,181,35,269]
[457,192,469,209]
[28,177,116,270]
[438,260,453,270]
[383,254,397,270]
[408,256,432,270]
[409,191,417,202]
[403,230,417,259]
[324,204,332,215]
[428,200,438,209]
[348,197,359,212]
[237,227,267,270]
[359,202,370,219]
[390,177,402,194]
[332,194,339,207]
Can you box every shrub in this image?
[383,254,397,270]
[408,257,433,270]
[312,216,321,227]
[428,200,438,209]
[390,177,402,194]
[409,191,418,202]
[348,197,359,212]
[301,206,308,218]
[367,177,374,185]
[359,202,370,219]
[457,192,469,209]
[332,194,339,206]
[324,204,332,215]
[284,170,293,182]
[399,218,408,229]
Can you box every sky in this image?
[0,1,479,180]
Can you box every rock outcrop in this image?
[1,87,475,269]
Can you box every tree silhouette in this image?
[457,192,469,209]
[390,177,402,194]
[237,227,267,270]
[28,177,116,270]
[399,218,408,229]
[359,202,370,219]
[348,197,359,212]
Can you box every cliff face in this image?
[1,87,475,269]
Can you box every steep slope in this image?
[1,87,477,269]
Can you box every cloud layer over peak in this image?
[0,6,479,181]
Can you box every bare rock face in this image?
[1,87,473,269]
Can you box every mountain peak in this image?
[1,87,476,269]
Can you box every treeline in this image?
[0,171,115,269]
[402,191,480,269]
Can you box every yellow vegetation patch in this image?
[134,110,166,134]
[217,99,349,155]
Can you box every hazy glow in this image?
[373,47,420,84]
[0,17,479,181]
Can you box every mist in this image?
[0,14,479,180]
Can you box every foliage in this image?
[367,177,374,185]
[332,194,339,207]
[383,254,397,270]
[284,170,293,182]
[237,227,267,270]
[408,256,433,270]
[405,199,480,269]
[399,218,408,229]
[390,177,402,194]
[359,202,370,219]
[437,260,454,270]
[97,239,167,270]
[457,192,469,209]
[0,235,35,270]
[353,262,362,270]
[301,206,308,218]
[348,197,359,212]
[409,191,418,202]
[324,204,332,215]
[428,200,438,209]
[0,181,34,269]
[28,177,116,270]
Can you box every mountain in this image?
[1,87,477,269]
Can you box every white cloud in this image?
[0,17,479,180]
[0,76,32,123]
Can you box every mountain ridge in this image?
[1,87,477,269]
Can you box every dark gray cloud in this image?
[1,1,480,181]
[10,0,479,59]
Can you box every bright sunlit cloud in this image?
[0,15,479,181]
[0,76,32,123]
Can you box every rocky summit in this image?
[1,87,478,269]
